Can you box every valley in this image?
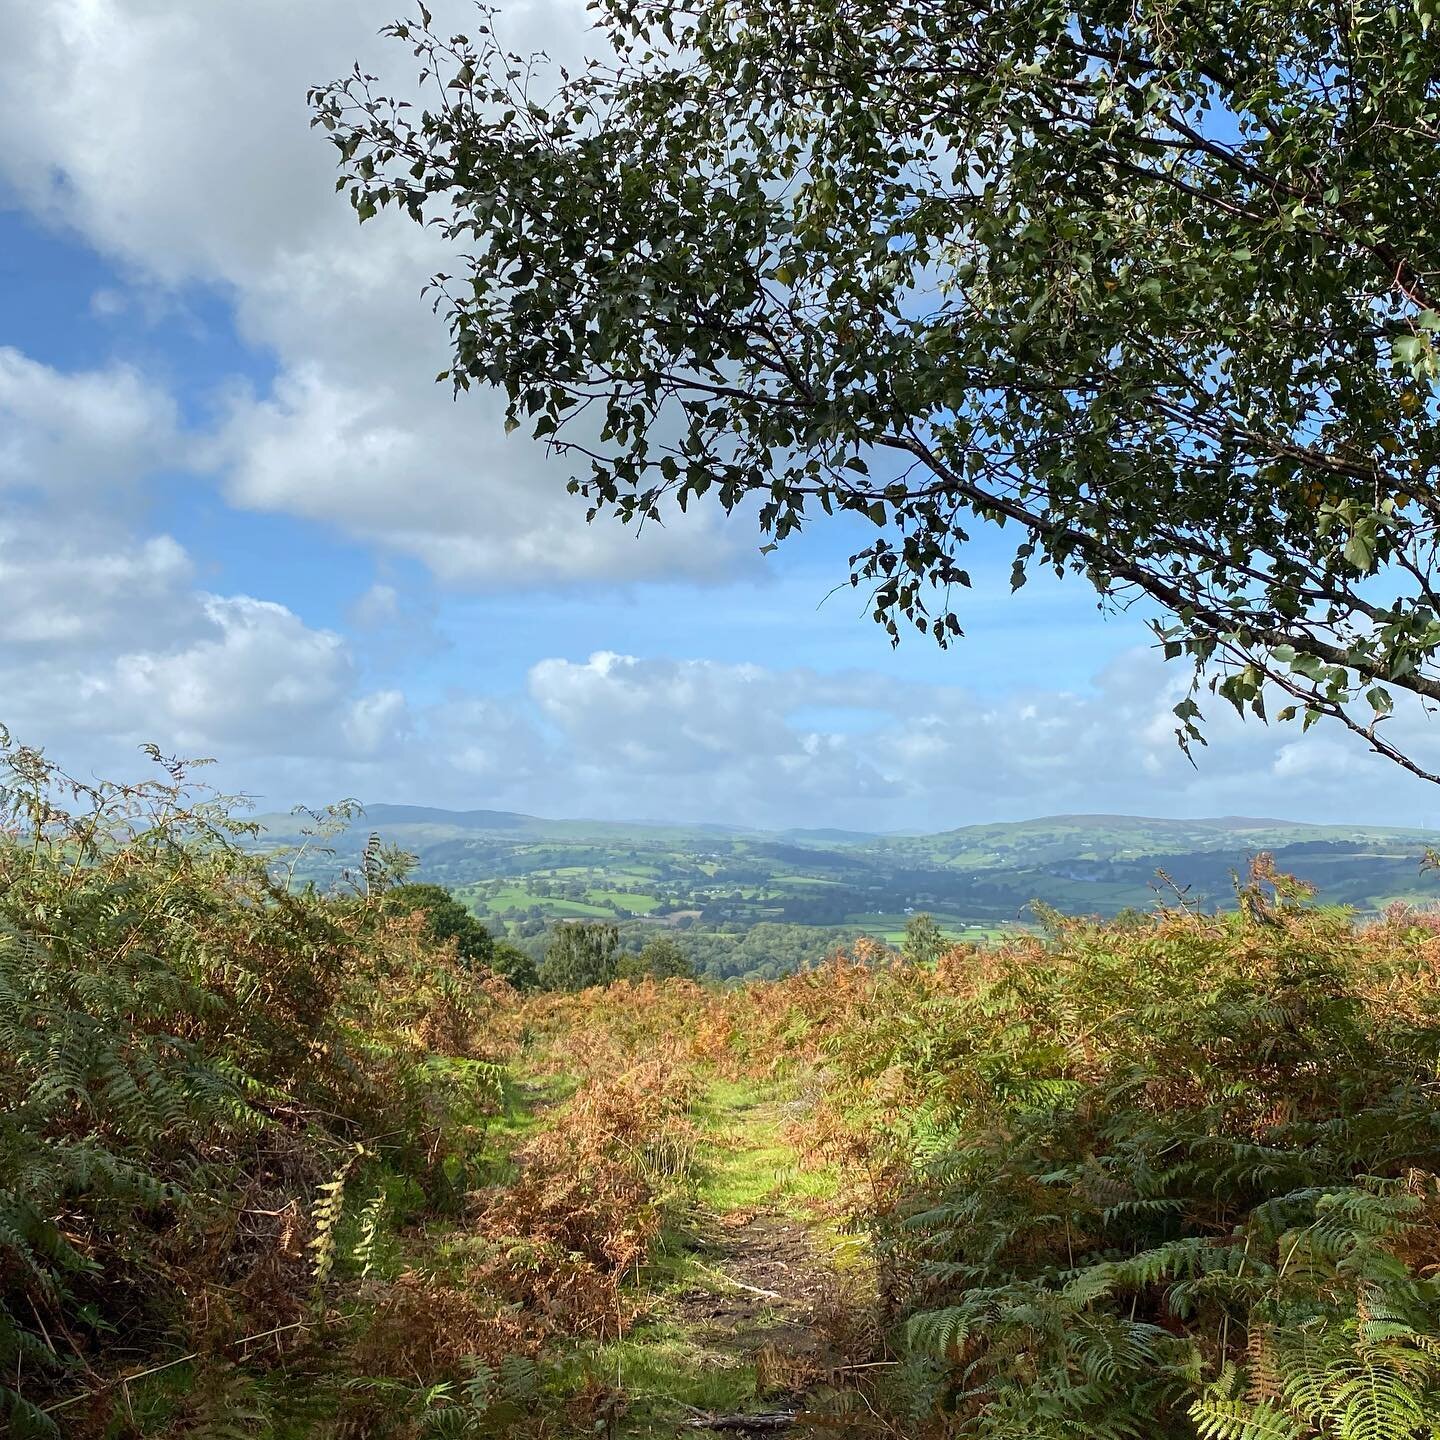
[256,804,1440,978]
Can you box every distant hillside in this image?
[778,827,880,846]
[873,814,1434,869]
[249,804,1440,969]
[363,804,536,830]
[252,803,772,849]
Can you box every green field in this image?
[259,804,1440,981]
[584,889,662,912]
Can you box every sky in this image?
[1,0,1437,832]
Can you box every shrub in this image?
[0,737,513,1432]
[538,921,620,992]
[474,1050,697,1339]
[616,935,696,982]
[384,882,495,969]
[807,874,1440,1438]
[490,938,540,992]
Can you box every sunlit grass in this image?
[553,1323,758,1436]
[691,1078,836,1216]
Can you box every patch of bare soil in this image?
[677,1211,884,1436]
[676,1213,834,1360]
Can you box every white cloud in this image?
[0,338,404,777]
[348,582,403,630]
[500,647,1440,829]
[0,347,178,498]
[0,584,410,779]
[0,522,192,646]
[0,1,378,285]
[3,599,1436,825]
[424,697,548,788]
[342,688,411,757]
[0,0,590,288]
[217,364,743,584]
[94,595,349,740]
[0,0,739,587]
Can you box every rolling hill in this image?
[253,804,1440,966]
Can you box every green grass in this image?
[479,885,615,918]
[552,1323,758,1437]
[585,888,662,912]
[542,1074,845,1435]
[88,1362,350,1439]
[491,1070,572,1147]
[878,923,1011,944]
[691,1078,835,1216]
[507,1066,855,1438]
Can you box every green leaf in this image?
[1343,531,1375,572]
[1392,335,1429,367]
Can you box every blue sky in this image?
[1,0,1436,831]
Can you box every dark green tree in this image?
[538,921,621,991]
[902,912,946,967]
[490,938,540,991]
[616,935,696,981]
[315,0,1440,782]
[385,882,494,968]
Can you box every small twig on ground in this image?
[725,1276,786,1301]
[689,1258,785,1301]
[687,1413,799,1432]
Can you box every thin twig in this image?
[40,1320,314,1415]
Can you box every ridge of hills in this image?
[261,801,1431,851]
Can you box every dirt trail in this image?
[670,1094,873,1435]
[678,1212,834,1366]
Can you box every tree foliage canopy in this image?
[616,934,697,981]
[385,881,495,968]
[314,0,1440,780]
[902,911,946,966]
[539,920,622,990]
[491,936,541,990]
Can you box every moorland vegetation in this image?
[10,0,1440,1432]
[6,737,1440,1438]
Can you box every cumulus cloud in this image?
[0,522,193,647]
[525,653,899,813]
[499,648,1440,829]
[3,606,1436,825]
[0,347,179,500]
[0,0,589,287]
[0,348,408,776]
[1,585,405,764]
[92,595,354,746]
[0,0,743,586]
[217,364,746,585]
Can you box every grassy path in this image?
[556,1076,868,1438]
[114,1064,871,1436]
